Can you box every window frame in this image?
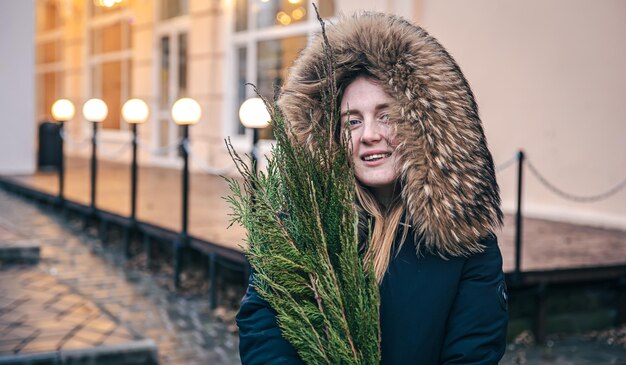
[224,0,335,153]
[150,13,190,167]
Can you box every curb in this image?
[0,241,40,264]
[0,339,158,365]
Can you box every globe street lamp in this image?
[82,98,108,215]
[51,99,76,206]
[121,98,149,257]
[171,97,201,289]
[238,97,271,174]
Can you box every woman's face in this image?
[341,76,399,201]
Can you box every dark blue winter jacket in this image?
[236,232,508,364]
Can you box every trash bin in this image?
[38,121,62,171]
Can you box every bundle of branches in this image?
[224,14,380,365]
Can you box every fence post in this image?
[124,123,139,258]
[534,283,547,345]
[617,276,626,326]
[57,123,65,207]
[175,125,191,290]
[514,150,525,282]
[208,252,218,310]
[144,234,152,270]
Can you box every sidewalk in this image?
[0,267,157,364]
[501,334,626,364]
[4,156,626,273]
[0,188,239,364]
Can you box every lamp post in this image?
[82,98,108,215]
[171,97,201,289]
[51,99,76,206]
[239,97,271,174]
[121,98,149,257]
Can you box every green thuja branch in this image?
[224,8,380,365]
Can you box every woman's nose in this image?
[361,119,384,143]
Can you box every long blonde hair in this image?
[356,184,409,284]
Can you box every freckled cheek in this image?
[387,131,399,148]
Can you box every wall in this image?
[0,0,36,174]
[20,0,625,230]
[189,0,226,169]
[337,0,417,19]
[418,0,626,229]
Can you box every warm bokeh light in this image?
[51,99,75,122]
[94,0,124,8]
[82,98,108,122]
[171,98,202,125]
[292,7,306,20]
[288,0,301,4]
[122,98,149,124]
[276,11,292,26]
[239,97,271,129]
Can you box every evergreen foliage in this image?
[224,11,380,365]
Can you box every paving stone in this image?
[0,325,39,341]
[100,329,135,347]
[0,338,23,354]
[0,265,154,364]
[73,327,109,345]
[86,315,118,334]
[18,338,60,353]
[29,327,75,341]
[60,337,93,351]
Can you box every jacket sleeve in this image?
[236,274,305,365]
[440,235,508,364]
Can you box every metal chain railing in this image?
[495,153,518,173]
[60,129,131,159]
[526,157,626,203]
[136,139,180,155]
[59,129,91,149]
[97,140,131,160]
[183,140,235,175]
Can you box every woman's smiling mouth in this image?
[362,152,392,162]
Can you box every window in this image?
[37,0,61,31]
[35,0,64,122]
[88,2,132,130]
[154,0,189,158]
[230,0,334,140]
[160,0,189,20]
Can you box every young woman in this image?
[237,12,508,364]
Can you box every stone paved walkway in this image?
[2,188,626,363]
[0,189,239,364]
[0,267,157,364]
[501,335,626,364]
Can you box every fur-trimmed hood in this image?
[278,12,502,257]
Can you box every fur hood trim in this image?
[278,12,502,256]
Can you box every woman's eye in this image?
[379,114,390,123]
[348,119,361,126]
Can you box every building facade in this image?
[2,0,625,230]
